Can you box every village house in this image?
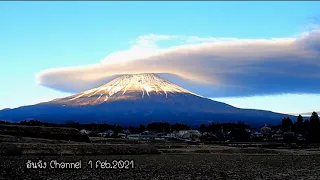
[178,130,201,138]
[127,131,158,141]
[79,129,91,135]
[261,125,272,135]
[101,130,114,137]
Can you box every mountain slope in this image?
[0,73,294,126]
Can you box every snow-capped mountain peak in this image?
[49,73,201,106]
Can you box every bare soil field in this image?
[0,135,77,144]
[0,142,159,156]
[1,129,320,179]
[157,144,320,155]
[1,154,320,180]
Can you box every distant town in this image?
[1,112,319,144]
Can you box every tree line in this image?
[0,111,319,141]
[274,112,320,142]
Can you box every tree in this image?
[310,112,320,124]
[113,125,123,136]
[20,120,28,125]
[304,119,310,135]
[229,125,249,142]
[139,124,146,132]
[295,115,304,134]
[308,112,320,141]
[281,117,293,132]
[128,126,136,133]
[199,124,207,132]
[297,115,304,124]
[171,123,190,131]
[207,123,219,133]
[147,122,170,133]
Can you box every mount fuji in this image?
[0,73,294,126]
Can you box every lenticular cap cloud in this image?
[36,30,320,98]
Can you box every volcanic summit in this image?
[49,73,201,106]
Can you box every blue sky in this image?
[1,2,320,114]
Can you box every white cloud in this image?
[132,34,180,48]
[36,30,320,98]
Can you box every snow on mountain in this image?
[0,73,295,126]
[49,73,202,106]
